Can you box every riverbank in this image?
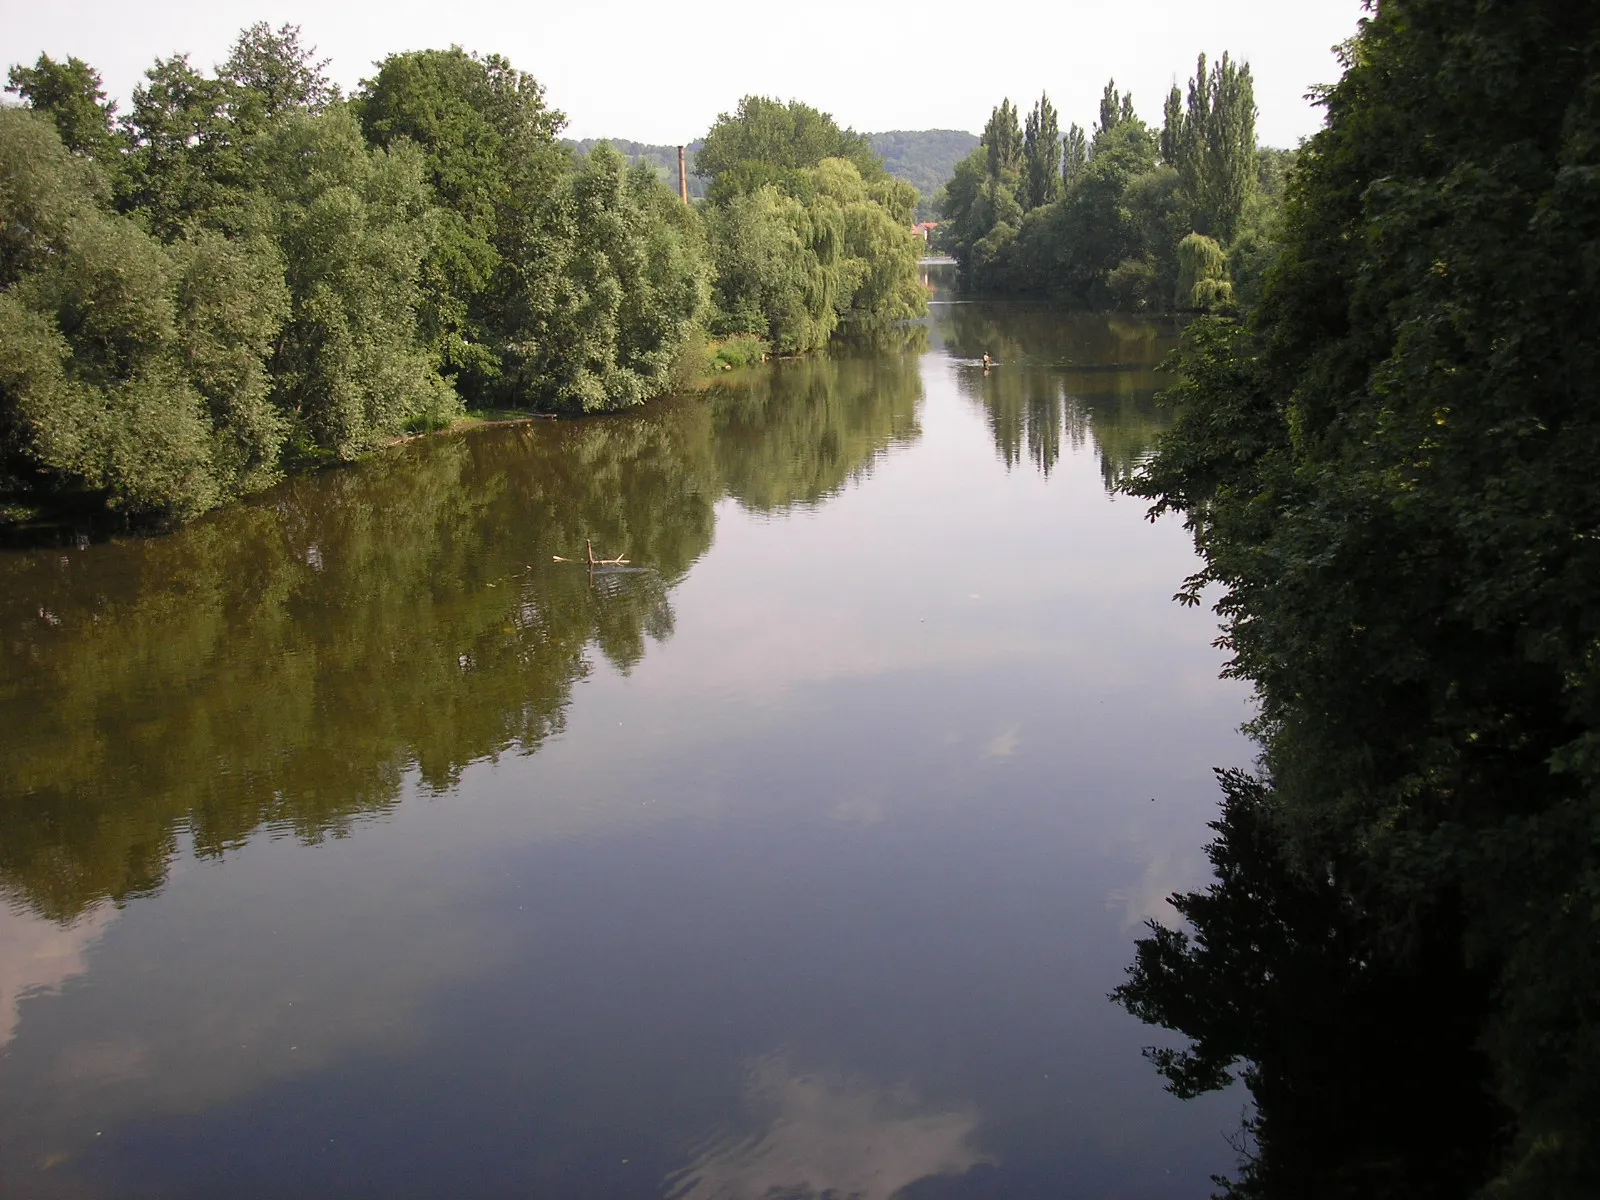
[0,340,782,548]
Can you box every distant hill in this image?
[869,130,980,216]
[565,129,980,219]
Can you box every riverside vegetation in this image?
[9,6,1600,1196]
[939,53,1287,314]
[1108,2,1600,1197]
[0,26,926,527]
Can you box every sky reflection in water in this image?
[0,285,1254,1199]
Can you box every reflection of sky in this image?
[0,903,116,1049]
[0,322,1254,1198]
[668,1053,986,1200]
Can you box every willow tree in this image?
[1174,232,1232,310]
[708,157,923,354]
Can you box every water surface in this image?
[0,286,1252,1198]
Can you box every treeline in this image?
[1115,1,1600,1196]
[940,54,1290,312]
[564,131,981,221]
[0,26,925,524]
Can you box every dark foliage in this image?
[1120,2,1600,1194]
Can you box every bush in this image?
[712,335,769,369]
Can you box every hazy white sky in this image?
[2,0,1365,147]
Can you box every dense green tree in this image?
[500,144,708,411]
[219,22,336,128]
[251,108,459,454]
[1023,92,1061,210]
[1108,164,1185,310]
[4,54,123,162]
[1054,118,1158,298]
[934,147,991,271]
[118,54,236,235]
[1124,2,1600,1194]
[0,109,288,518]
[695,96,881,203]
[115,25,337,237]
[356,46,568,400]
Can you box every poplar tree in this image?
[1160,84,1182,167]
[1205,52,1256,242]
[1061,123,1087,187]
[1096,80,1121,144]
[982,99,1023,182]
[1175,51,1256,241]
[1093,80,1139,155]
[1022,91,1061,210]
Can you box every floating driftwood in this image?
[551,539,653,571]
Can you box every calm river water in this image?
[0,276,1253,1198]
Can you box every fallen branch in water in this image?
[553,539,630,566]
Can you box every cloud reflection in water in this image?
[668,1053,986,1200]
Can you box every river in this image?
[0,273,1254,1199]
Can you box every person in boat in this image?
[982,352,992,369]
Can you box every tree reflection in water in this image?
[941,305,1175,488]
[1112,771,1510,1199]
[0,351,922,925]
